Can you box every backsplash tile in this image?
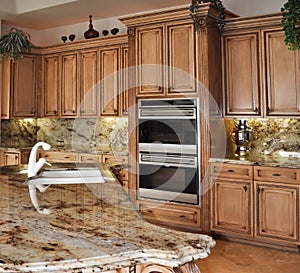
[1,118,128,154]
[226,118,300,157]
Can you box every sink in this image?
[31,167,105,184]
[26,167,110,214]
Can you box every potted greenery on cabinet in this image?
[281,0,300,50]
[0,28,31,62]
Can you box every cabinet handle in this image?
[257,186,264,194]
[272,173,281,177]
[243,185,248,192]
[158,86,162,91]
[254,107,259,113]
[226,169,235,173]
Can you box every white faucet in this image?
[28,142,51,178]
[27,142,52,214]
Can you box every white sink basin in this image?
[29,167,105,185]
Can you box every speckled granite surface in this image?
[1,118,128,154]
[210,154,300,169]
[0,164,214,273]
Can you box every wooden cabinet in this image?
[136,25,164,96]
[255,182,299,242]
[134,22,196,97]
[2,151,20,166]
[11,55,39,118]
[1,57,11,119]
[38,151,77,163]
[264,30,300,116]
[254,166,299,243]
[61,53,78,117]
[223,13,300,117]
[211,162,300,250]
[41,54,60,117]
[78,153,102,163]
[79,49,99,116]
[40,35,128,117]
[211,163,253,236]
[100,47,119,116]
[139,200,201,231]
[121,4,225,233]
[223,32,261,116]
[0,150,29,166]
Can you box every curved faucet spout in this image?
[28,142,51,178]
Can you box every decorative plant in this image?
[0,27,31,62]
[281,0,300,50]
[190,0,225,34]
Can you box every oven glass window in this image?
[139,119,197,145]
[139,164,198,194]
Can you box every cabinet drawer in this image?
[78,153,102,163]
[254,166,300,183]
[139,202,200,229]
[211,163,253,180]
[38,151,77,163]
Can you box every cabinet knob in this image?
[254,107,259,113]
[272,173,281,177]
[158,86,162,91]
[267,106,272,113]
[243,185,248,192]
[226,169,235,173]
[72,110,76,114]
[54,110,58,115]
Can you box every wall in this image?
[0,118,128,154]
[2,17,127,46]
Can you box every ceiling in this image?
[0,0,287,30]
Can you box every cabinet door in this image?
[4,152,20,166]
[42,55,60,117]
[136,26,164,96]
[79,50,98,116]
[223,32,261,116]
[255,182,299,242]
[61,53,78,117]
[1,58,11,119]
[120,46,128,115]
[167,23,196,94]
[11,55,38,118]
[211,178,253,236]
[100,47,119,116]
[264,30,300,116]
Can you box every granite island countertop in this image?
[210,154,300,169]
[0,164,214,273]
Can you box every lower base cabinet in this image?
[138,200,201,232]
[210,162,300,251]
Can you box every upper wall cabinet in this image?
[1,57,11,119]
[223,13,300,117]
[121,7,198,98]
[264,30,300,116]
[40,35,128,118]
[11,55,39,118]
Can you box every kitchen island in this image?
[0,164,215,273]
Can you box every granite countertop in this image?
[210,154,300,169]
[0,164,214,273]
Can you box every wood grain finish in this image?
[11,55,38,118]
[223,13,300,118]
[1,58,11,119]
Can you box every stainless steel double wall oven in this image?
[138,98,200,205]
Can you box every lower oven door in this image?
[138,153,199,205]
